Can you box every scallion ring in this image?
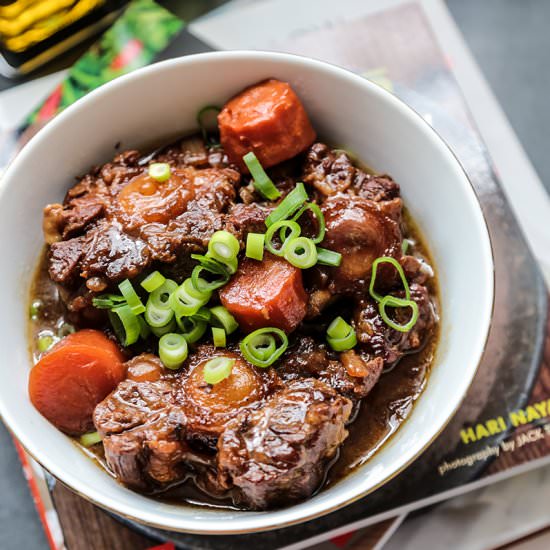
[203,356,235,385]
[210,305,239,334]
[292,202,326,244]
[246,232,265,261]
[283,236,318,269]
[208,230,240,262]
[108,304,140,346]
[145,299,174,328]
[148,162,171,182]
[243,151,281,200]
[379,295,419,333]
[169,278,211,317]
[92,293,126,309]
[159,333,188,370]
[265,182,308,227]
[37,333,56,353]
[316,247,342,267]
[369,256,410,303]
[150,318,177,338]
[176,315,208,343]
[138,316,151,339]
[193,307,212,322]
[149,279,178,310]
[141,271,166,293]
[240,327,288,367]
[212,327,226,347]
[118,279,145,315]
[191,265,230,293]
[265,220,301,256]
[326,316,357,352]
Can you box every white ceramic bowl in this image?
[0,51,493,534]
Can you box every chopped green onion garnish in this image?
[118,279,145,316]
[141,271,166,293]
[159,333,188,370]
[246,233,265,261]
[326,316,357,351]
[316,247,342,267]
[243,152,281,201]
[212,327,226,347]
[37,334,55,353]
[379,295,419,333]
[176,316,208,343]
[203,356,235,385]
[149,279,178,310]
[283,236,318,269]
[79,431,102,447]
[265,182,308,227]
[148,162,171,182]
[401,239,411,254]
[208,230,240,262]
[145,299,174,328]
[169,278,211,317]
[92,293,126,309]
[30,299,43,319]
[292,202,326,244]
[108,304,140,346]
[193,307,212,322]
[150,318,177,338]
[210,305,239,334]
[197,105,221,144]
[265,220,301,256]
[369,256,410,303]
[240,327,288,367]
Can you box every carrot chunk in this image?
[29,330,125,435]
[219,253,307,333]
[218,79,316,171]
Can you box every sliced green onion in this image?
[149,279,178,310]
[284,236,318,269]
[240,327,288,367]
[292,202,326,244]
[203,356,235,385]
[37,334,55,353]
[169,278,211,317]
[108,304,140,346]
[369,256,410,303]
[79,431,102,447]
[379,295,419,333]
[148,162,171,182]
[401,239,411,254]
[316,247,342,267]
[265,220,301,256]
[92,294,126,309]
[212,327,226,347]
[176,316,208,343]
[145,299,174,328]
[118,279,145,315]
[210,305,239,334]
[141,271,166,293]
[193,307,212,322]
[326,316,357,352]
[265,182,308,227]
[191,264,230,292]
[208,230,240,261]
[150,318,177,338]
[246,233,265,261]
[138,316,151,339]
[30,299,43,319]
[197,105,221,144]
[159,333,188,370]
[243,151,281,200]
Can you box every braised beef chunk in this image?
[320,195,402,293]
[302,143,400,201]
[217,378,352,509]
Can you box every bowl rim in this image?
[0,50,495,534]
